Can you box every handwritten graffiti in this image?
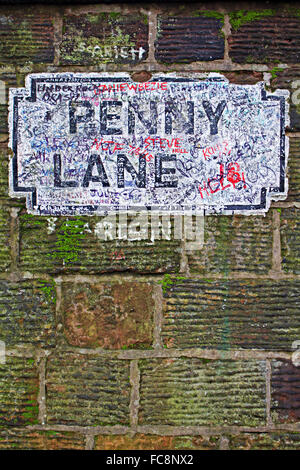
[201,140,231,161]
[199,162,246,199]
[9,73,289,215]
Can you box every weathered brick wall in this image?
[0,1,300,450]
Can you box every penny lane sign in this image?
[9,73,289,215]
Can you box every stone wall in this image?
[0,0,300,450]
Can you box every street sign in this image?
[9,73,289,215]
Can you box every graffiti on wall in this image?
[9,73,289,215]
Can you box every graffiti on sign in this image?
[9,73,289,215]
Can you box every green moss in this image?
[192,10,224,23]
[86,13,107,23]
[40,280,56,304]
[230,9,275,30]
[109,12,122,21]
[48,218,86,264]
[270,67,284,80]
[158,274,186,293]
[22,404,39,423]
[27,359,34,366]
[45,430,58,437]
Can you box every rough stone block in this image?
[0,146,9,197]
[281,208,300,274]
[0,9,55,64]
[286,138,300,202]
[95,433,219,450]
[19,213,180,274]
[0,429,85,449]
[229,10,300,63]
[155,14,224,63]
[60,12,148,65]
[46,352,130,426]
[61,281,154,349]
[0,356,39,426]
[224,71,263,85]
[139,358,266,426]
[0,205,10,271]
[271,359,300,424]
[271,67,300,132]
[227,432,300,450]
[162,279,300,351]
[0,280,56,348]
[187,213,273,275]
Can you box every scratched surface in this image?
[9,73,289,215]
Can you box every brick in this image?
[0,280,56,348]
[61,282,154,349]
[271,67,300,132]
[0,356,39,426]
[187,213,273,275]
[271,360,300,424]
[19,213,180,274]
[229,11,300,64]
[281,208,300,274]
[95,434,219,450]
[0,205,10,271]
[162,279,300,350]
[60,12,148,65]
[227,432,300,450]
[0,429,85,450]
[139,358,266,426]
[155,14,224,63]
[46,352,130,426]
[286,138,300,202]
[0,9,54,65]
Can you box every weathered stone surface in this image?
[227,432,300,450]
[286,138,300,202]
[229,11,300,63]
[0,73,17,134]
[0,205,10,271]
[187,214,273,275]
[162,279,300,351]
[271,67,300,132]
[224,71,263,85]
[139,358,266,426]
[61,282,154,349]
[0,356,39,426]
[0,280,56,348]
[0,10,54,64]
[60,12,148,65]
[46,352,130,426]
[95,433,219,450]
[0,147,8,196]
[281,208,300,274]
[271,360,300,424]
[19,214,180,274]
[155,14,224,63]
[0,429,85,449]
